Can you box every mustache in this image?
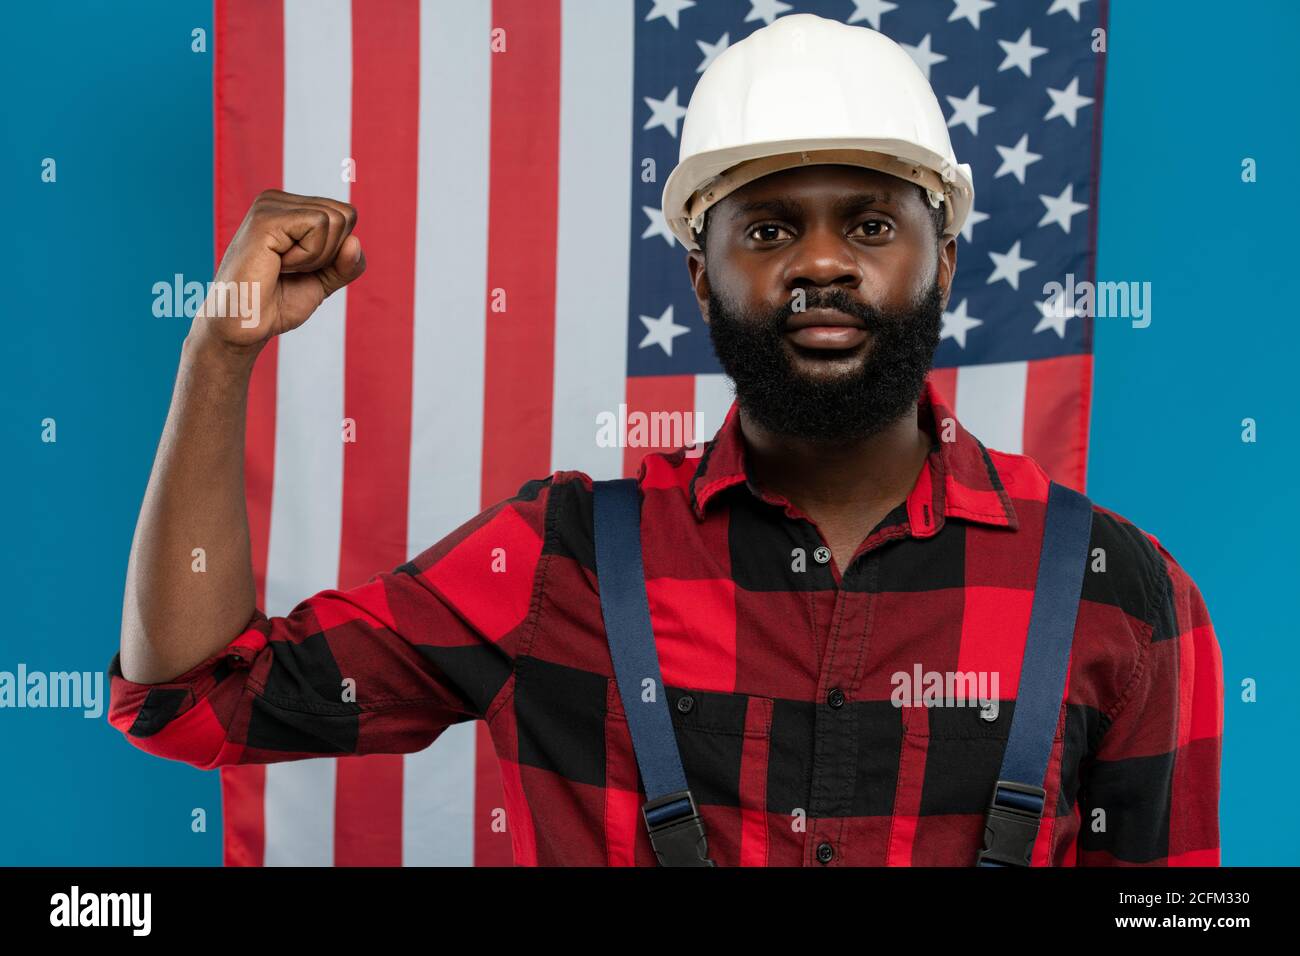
[769,288,888,332]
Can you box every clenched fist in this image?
[190,189,365,352]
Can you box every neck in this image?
[738,402,931,514]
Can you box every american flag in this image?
[213,0,1105,865]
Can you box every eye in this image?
[748,221,785,240]
[853,218,893,238]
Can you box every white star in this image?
[997,27,1048,77]
[1033,291,1079,338]
[696,33,730,73]
[643,87,689,138]
[994,133,1043,184]
[960,206,990,244]
[1045,76,1095,126]
[1048,0,1091,22]
[847,0,899,30]
[901,33,948,80]
[1038,183,1089,233]
[641,205,676,246]
[946,85,996,135]
[745,0,793,25]
[639,305,691,356]
[941,298,983,348]
[987,240,1037,290]
[644,0,695,30]
[949,0,996,29]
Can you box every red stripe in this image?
[480,0,562,506]
[214,0,283,868]
[1024,354,1092,492]
[473,0,564,865]
[622,376,697,478]
[330,0,422,866]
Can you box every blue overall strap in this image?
[592,477,714,866]
[977,480,1093,867]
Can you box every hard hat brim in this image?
[662,138,974,251]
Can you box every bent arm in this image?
[119,331,265,685]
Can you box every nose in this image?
[780,222,864,298]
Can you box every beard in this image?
[705,269,944,443]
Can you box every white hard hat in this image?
[661,13,974,252]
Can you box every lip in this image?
[784,308,870,350]
[786,326,870,349]
[785,307,867,332]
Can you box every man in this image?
[109,15,1222,866]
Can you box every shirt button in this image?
[816,842,834,864]
[827,688,845,709]
[676,695,695,714]
[813,546,831,564]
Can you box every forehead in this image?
[716,163,922,218]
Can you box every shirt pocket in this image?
[603,679,773,867]
[887,699,1067,866]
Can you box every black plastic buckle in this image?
[975,780,1046,867]
[642,790,715,867]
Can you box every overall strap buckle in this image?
[976,780,1046,867]
[642,790,714,867]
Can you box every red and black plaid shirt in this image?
[108,379,1223,866]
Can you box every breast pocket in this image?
[888,699,1067,866]
[604,679,774,866]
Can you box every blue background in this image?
[0,0,1294,864]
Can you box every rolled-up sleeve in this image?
[108,476,553,771]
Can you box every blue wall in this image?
[1,0,1293,864]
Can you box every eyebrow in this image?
[726,192,898,222]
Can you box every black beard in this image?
[705,273,944,443]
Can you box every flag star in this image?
[645,0,695,30]
[941,298,983,349]
[901,33,948,80]
[1045,76,1095,126]
[997,27,1048,77]
[994,133,1043,184]
[696,33,730,73]
[946,85,996,136]
[847,0,899,30]
[1048,0,1092,21]
[745,0,793,25]
[1038,183,1089,233]
[1034,292,1079,338]
[643,87,689,138]
[641,205,676,246]
[987,240,1037,290]
[960,206,990,244]
[949,0,996,29]
[639,305,691,356]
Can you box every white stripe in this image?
[406,0,492,551]
[693,374,736,447]
[953,361,1028,455]
[402,0,493,867]
[550,0,636,478]
[402,722,477,865]
[262,757,337,867]
[262,0,352,868]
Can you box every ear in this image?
[686,250,711,325]
[936,236,957,311]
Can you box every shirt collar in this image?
[686,377,1019,535]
